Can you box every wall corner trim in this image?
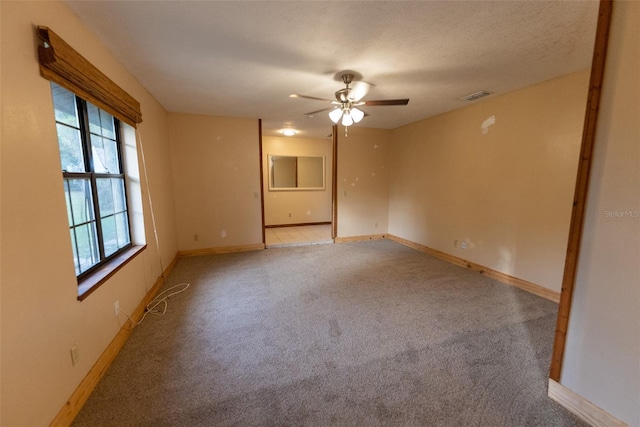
[548,379,628,427]
[50,253,180,426]
[386,235,560,302]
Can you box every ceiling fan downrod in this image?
[336,73,355,102]
[341,73,354,86]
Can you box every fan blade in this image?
[349,81,371,102]
[363,99,410,106]
[289,94,334,102]
[304,106,336,116]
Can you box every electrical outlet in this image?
[193,234,199,241]
[114,300,120,316]
[454,239,458,248]
[461,241,467,249]
[70,344,79,366]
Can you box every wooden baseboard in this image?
[265,222,331,228]
[386,235,560,302]
[334,234,387,243]
[161,252,179,281]
[50,253,179,427]
[178,243,265,257]
[548,380,627,427]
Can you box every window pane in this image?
[73,222,99,273]
[91,135,107,173]
[64,180,74,227]
[51,83,79,128]
[56,124,85,172]
[87,103,115,140]
[101,215,118,257]
[103,139,120,173]
[87,103,100,135]
[70,229,80,275]
[97,178,131,255]
[91,135,120,173]
[115,212,131,248]
[111,178,126,212]
[102,213,130,256]
[66,179,96,226]
[96,178,114,216]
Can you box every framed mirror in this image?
[268,155,325,191]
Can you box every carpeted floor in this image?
[73,239,585,426]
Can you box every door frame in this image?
[549,0,613,381]
[258,123,338,243]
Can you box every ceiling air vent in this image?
[459,91,492,101]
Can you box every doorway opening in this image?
[260,126,337,248]
[265,223,332,247]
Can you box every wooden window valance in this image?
[37,26,143,128]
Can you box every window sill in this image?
[77,245,147,301]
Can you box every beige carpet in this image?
[73,239,585,426]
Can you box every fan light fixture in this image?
[290,72,410,137]
[327,74,365,135]
[328,106,364,127]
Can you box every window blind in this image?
[37,26,143,128]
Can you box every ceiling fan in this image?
[290,73,409,135]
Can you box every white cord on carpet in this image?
[122,282,190,326]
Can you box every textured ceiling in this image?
[66,1,599,139]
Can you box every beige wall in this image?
[0,2,178,425]
[263,136,332,226]
[388,70,590,292]
[169,113,262,250]
[561,2,640,424]
[336,127,392,237]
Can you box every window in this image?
[51,82,132,278]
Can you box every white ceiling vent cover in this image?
[459,91,492,101]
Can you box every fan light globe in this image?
[341,112,354,127]
[351,108,364,123]
[329,108,343,124]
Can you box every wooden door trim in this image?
[550,0,613,381]
[258,119,266,244]
[331,125,338,239]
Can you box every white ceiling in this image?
[66,1,599,139]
